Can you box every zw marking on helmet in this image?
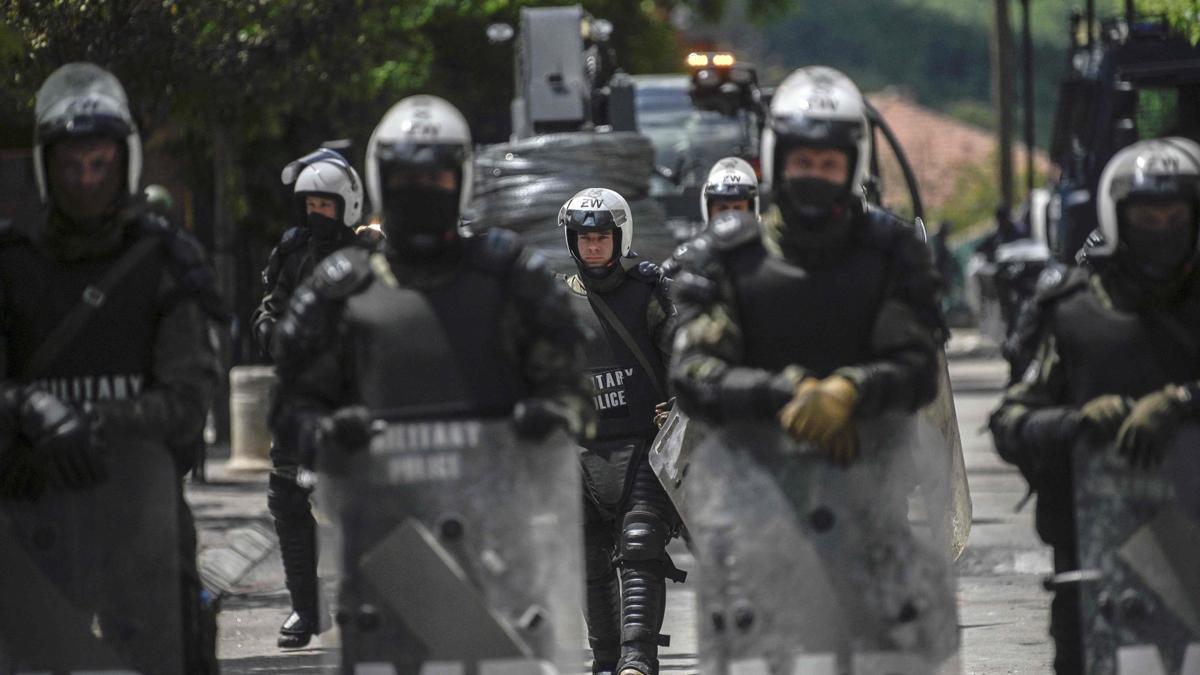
[67,97,101,113]
[403,120,440,138]
[723,175,742,183]
[804,95,838,112]
[1141,153,1181,175]
[579,197,606,209]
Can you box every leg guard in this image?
[179,493,218,673]
[584,495,621,671]
[614,460,686,675]
[267,470,319,616]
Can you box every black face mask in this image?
[306,211,342,240]
[1121,223,1196,281]
[382,187,459,254]
[780,177,846,226]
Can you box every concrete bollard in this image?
[226,365,276,473]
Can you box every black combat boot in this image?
[587,573,622,673]
[615,567,667,675]
[268,473,321,649]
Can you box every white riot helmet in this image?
[33,62,142,204]
[1093,136,1200,280]
[366,95,472,248]
[281,148,364,228]
[761,66,871,221]
[558,188,634,269]
[701,156,760,225]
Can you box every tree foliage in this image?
[0,0,758,234]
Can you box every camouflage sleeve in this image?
[503,249,593,436]
[89,280,222,462]
[835,234,944,418]
[668,251,806,424]
[989,322,1079,487]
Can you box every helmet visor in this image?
[561,208,617,231]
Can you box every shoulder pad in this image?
[466,228,522,274]
[311,248,373,299]
[708,212,762,251]
[627,260,665,284]
[858,205,915,248]
[278,227,309,254]
[353,227,384,248]
[1035,266,1089,306]
[128,211,231,322]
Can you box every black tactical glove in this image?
[19,389,105,490]
[512,398,570,441]
[1078,394,1134,441]
[316,406,375,454]
[1117,385,1187,470]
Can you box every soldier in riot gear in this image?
[252,148,378,648]
[271,95,592,670]
[252,148,378,357]
[668,66,955,668]
[0,63,224,673]
[700,156,760,224]
[557,188,682,675]
[662,157,761,280]
[990,137,1200,675]
[671,65,943,451]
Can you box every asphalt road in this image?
[194,339,1055,674]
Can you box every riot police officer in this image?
[270,97,592,664]
[667,66,952,664]
[662,157,760,280]
[253,148,376,648]
[700,156,760,223]
[670,65,943,454]
[0,62,224,673]
[557,188,682,675]
[253,148,378,357]
[990,137,1200,675]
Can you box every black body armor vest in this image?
[0,234,162,403]
[726,239,888,377]
[344,254,526,418]
[568,275,664,443]
[1054,281,1200,404]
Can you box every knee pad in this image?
[267,471,312,521]
[620,509,670,563]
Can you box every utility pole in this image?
[1021,0,1035,196]
[992,0,1016,210]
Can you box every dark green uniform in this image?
[670,205,944,423]
[990,265,1200,675]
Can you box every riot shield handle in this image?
[1043,569,1102,590]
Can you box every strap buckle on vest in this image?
[82,285,106,308]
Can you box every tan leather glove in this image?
[779,375,860,463]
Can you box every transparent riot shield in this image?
[317,417,583,674]
[651,349,972,562]
[0,440,183,674]
[683,415,961,675]
[1071,422,1200,675]
[914,352,973,560]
